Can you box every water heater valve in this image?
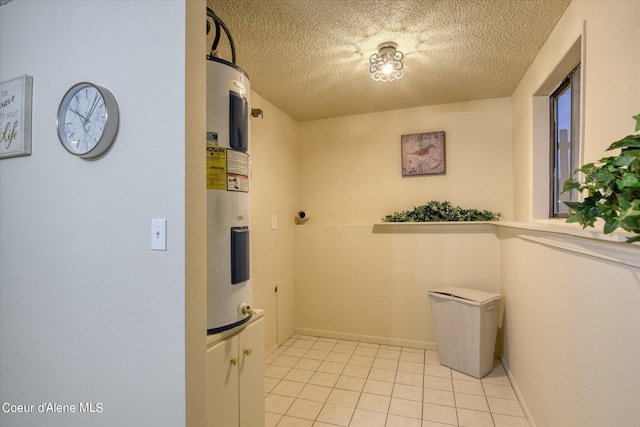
[238,302,254,316]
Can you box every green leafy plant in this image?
[562,115,640,243]
[382,200,501,222]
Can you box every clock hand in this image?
[85,93,100,124]
[70,108,89,122]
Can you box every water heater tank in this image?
[206,56,252,334]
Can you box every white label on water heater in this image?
[227,174,249,192]
[228,80,246,95]
[227,149,249,176]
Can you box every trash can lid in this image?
[428,286,501,304]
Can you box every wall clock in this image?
[56,82,119,158]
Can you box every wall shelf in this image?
[371,221,639,268]
[372,221,498,234]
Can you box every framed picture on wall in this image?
[401,131,445,176]
[0,75,33,159]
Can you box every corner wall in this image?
[294,98,512,346]
[499,229,639,427]
[250,91,299,352]
[511,0,640,221]
[507,1,640,426]
[185,1,207,425]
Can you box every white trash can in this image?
[428,286,502,378]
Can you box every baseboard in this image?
[294,327,438,350]
[501,356,536,427]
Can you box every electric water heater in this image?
[206,56,252,334]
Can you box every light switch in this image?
[271,214,278,230]
[151,219,167,251]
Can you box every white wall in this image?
[506,1,640,426]
[0,1,205,426]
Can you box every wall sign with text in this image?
[0,75,33,159]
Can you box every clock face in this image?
[57,82,119,158]
[63,85,106,154]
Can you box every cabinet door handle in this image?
[230,357,238,366]
[244,348,252,356]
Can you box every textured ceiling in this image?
[206,0,571,121]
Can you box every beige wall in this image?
[298,98,513,224]
[499,228,639,427]
[506,1,640,426]
[241,2,640,426]
[185,1,207,426]
[250,91,299,353]
[511,0,640,221]
[294,224,501,347]
[292,98,512,346]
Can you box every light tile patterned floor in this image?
[264,334,529,427]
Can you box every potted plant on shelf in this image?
[382,200,501,222]
[562,115,640,243]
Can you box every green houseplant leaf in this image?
[382,201,501,223]
[607,134,640,150]
[562,115,640,243]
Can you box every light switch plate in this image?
[271,214,278,230]
[151,219,167,251]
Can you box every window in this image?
[531,35,582,220]
[550,64,580,217]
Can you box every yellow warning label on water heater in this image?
[206,144,227,190]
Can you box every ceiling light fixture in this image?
[370,42,404,82]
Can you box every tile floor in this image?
[264,334,529,427]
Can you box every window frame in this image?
[549,64,581,218]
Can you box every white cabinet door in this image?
[207,316,265,427]
[207,334,239,427]
[238,317,265,427]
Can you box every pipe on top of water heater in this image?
[206,7,236,64]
